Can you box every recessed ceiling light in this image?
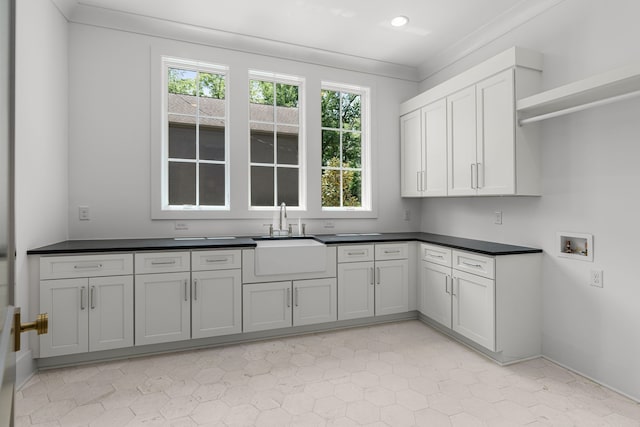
[391,15,409,27]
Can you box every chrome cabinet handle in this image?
[369,267,374,285]
[74,264,102,270]
[286,288,291,308]
[452,278,457,296]
[90,286,96,309]
[295,288,299,307]
[80,287,86,310]
[151,260,177,266]
[348,251,366,256]
[462,261,483,268]
[205,258,227,263]
[376,267,381,285]
[184,280,188,301]
[445,276,451,294]
[427,252,445,259]
[193,279,198,301]
[384,250,401,254]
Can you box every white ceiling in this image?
[52,0,564,80]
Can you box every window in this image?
[249,71,304,208]
[162,57,229,210]
[321,83,370,210]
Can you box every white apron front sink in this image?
[255,239,327,276]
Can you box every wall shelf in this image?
[516,63,640,125]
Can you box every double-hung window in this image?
[162,57,229,210]
[321,83,370,210]
[249,71,304,209]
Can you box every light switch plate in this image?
[590,269,604,287]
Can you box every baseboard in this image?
[541,355,640,404]
[16,349,37,390]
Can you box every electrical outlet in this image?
[494,211,503,225]
[590,269,604,287]
[78,206,90,221]
[175,221,189,231]
[404,209,411,221]
[323,220,335,229]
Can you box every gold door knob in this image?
[13,307,48,352]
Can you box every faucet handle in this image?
[262,223,274,237]
[288,224,293,237]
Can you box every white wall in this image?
[419,0,640,401]
[67,23,420,239]
[15,0,69,383]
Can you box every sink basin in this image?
[255,239,327,276]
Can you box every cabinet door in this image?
[293,278,337,326]
[400,109,423,197]
[447,86,477,196]
[192,270,241,338]
[135,272,191,346]
[338,261,374,320]
[422,99,448,197]
[88,275,133,352]
[40,278,88,357]
[375,259,409,316]
[243,281,292,332]
[452,270,495,351]
[419,261,452,328]
[476,69,515,195]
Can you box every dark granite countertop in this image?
[28,232,541,256]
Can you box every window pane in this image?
[169,162,196,205]
[199,122,225,161]
[250,80,274,105]
[199,163,225,206]
[342,132,361,168]
[277,167,299,206]
[322,130,340,167]
[276,83,298,108]
[277,132,298,165]
[199,72,225,100]
[321,90,340,128]
[321,168,340,207]
[343,170,361,207]
[251,166,274,206]
[251,128,274,163]
[169,123,196,159]
[168,68,197,96]
[342,92,361,131]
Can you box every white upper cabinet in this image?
[400,47,542,198]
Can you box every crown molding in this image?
[66,3,420,82]
[416,0,566,83]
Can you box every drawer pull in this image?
[428,253,445,259]
[384,250,401,254]
[193,279,198,301]
[369,267,374,285]
[205,258,228,263]
[295,288,299,307]
[348,251,366,256]
[80,287,86,310]
[462,261,483,268]
[151,260,177,266]
[376,267,381,285]
[286,288,291,308]
[74,264,102,270]
[184,280,188,301]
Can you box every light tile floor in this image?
[15,320,640,426]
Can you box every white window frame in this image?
[157,56,230,214]
[248,70,306,212]
[321,82,371,212]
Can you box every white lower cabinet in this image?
[338,243,409,321]
[243,279,337,332]
[192,269,242,339]
[419,260,452,328]
[451,270,495,351]
[135,271,191,346]
[40,275,133,357]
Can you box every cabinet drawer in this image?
[421,244,452,267]
[375,243,409,260]
[135,252,190,274]
[337,245,374,263]
[452,250,494,279]
[192,250,241,271]
[40,254,133,279]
